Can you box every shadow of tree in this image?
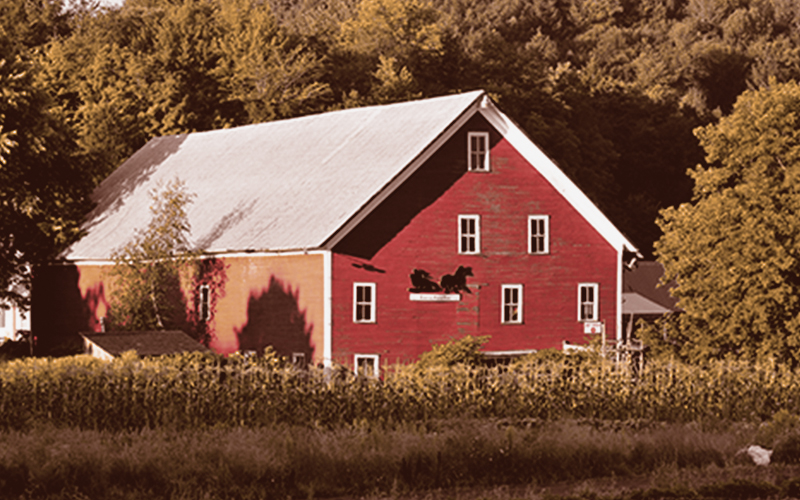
[83,135,188,233]
[31,265,91,356]
[236,276,313,361]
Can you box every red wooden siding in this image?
[331,116,618,367]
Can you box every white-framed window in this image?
[458,215,480,254]
[501,284,523,324]
[468,131,490,171]
[292,352,306,367]
[353,283,376,323]
[578,283,599,321]
[0,307,6,329]
[198,284,210,322]
[528,215,549,254]
[354,354,379,377]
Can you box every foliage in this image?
[10,0,800,284]
[39,0,330,178]
[415,335,489,369]
[0,34,93,308]
[107,178,196,331]
[656,80,800,365]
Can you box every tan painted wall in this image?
[60,253,326,363]
[209,253,325,363]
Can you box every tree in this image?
[0,35,93,308]
[656,80,800,364]
[108,178,196,331]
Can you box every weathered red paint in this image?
[34,116,620,367]
[331,117,618,367]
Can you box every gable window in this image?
[198,284,210,322]
[501,284,523,324]
[458,215,480,254]
[354,354,379,377]
[353,283,376,323]
[528,215,550,254]
[468,132,490,171]
[578,283,599,321]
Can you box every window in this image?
[528,215,549,254]
[458,215,480,254]
[501,284,523,324]
[353,283,376,323]
[0,307,5,329]
[468,132,490,171]
[292,352,306,367]
[198,284,210,322]
[578,283,599,321]
[354,354,379,377]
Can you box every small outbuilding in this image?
[81,330,210,361]
[622,261,681,342]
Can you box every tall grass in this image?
[0,420,745,500]
[0,352,797,430]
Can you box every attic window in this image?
[468,132,490,171]
[528,215,550,254]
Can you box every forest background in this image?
[3,0,799,322]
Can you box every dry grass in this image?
[0,419,779,500]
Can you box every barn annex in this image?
[33,91,638,374]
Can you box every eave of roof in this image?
[81,330,209,357]
[478,99,638,254]
[622,292,673,315]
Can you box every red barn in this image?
[34,91,638,372]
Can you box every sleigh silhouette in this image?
[409,266,473,294]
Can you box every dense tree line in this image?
[5,0,800,358]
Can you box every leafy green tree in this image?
[214,0,330,122]
[656,80,800,364]
[108,179,196,331]
[0,36,93,307]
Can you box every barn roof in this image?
[622,261,681,315]
[81,330,210,357]
[64,91,637,261]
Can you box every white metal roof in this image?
[64,90,636,261]
[65,91,484,260]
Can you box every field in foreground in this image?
[3,419,800,500]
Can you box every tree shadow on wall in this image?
[236,276,313,361]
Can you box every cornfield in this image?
[0,351,796,431]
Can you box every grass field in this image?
[1,418,798,499]
[4,348,800,498]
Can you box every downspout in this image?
[616,247,624,345]
[323,250,333,369]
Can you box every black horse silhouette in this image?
[409,269,442,292]
[440,266,473,294]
